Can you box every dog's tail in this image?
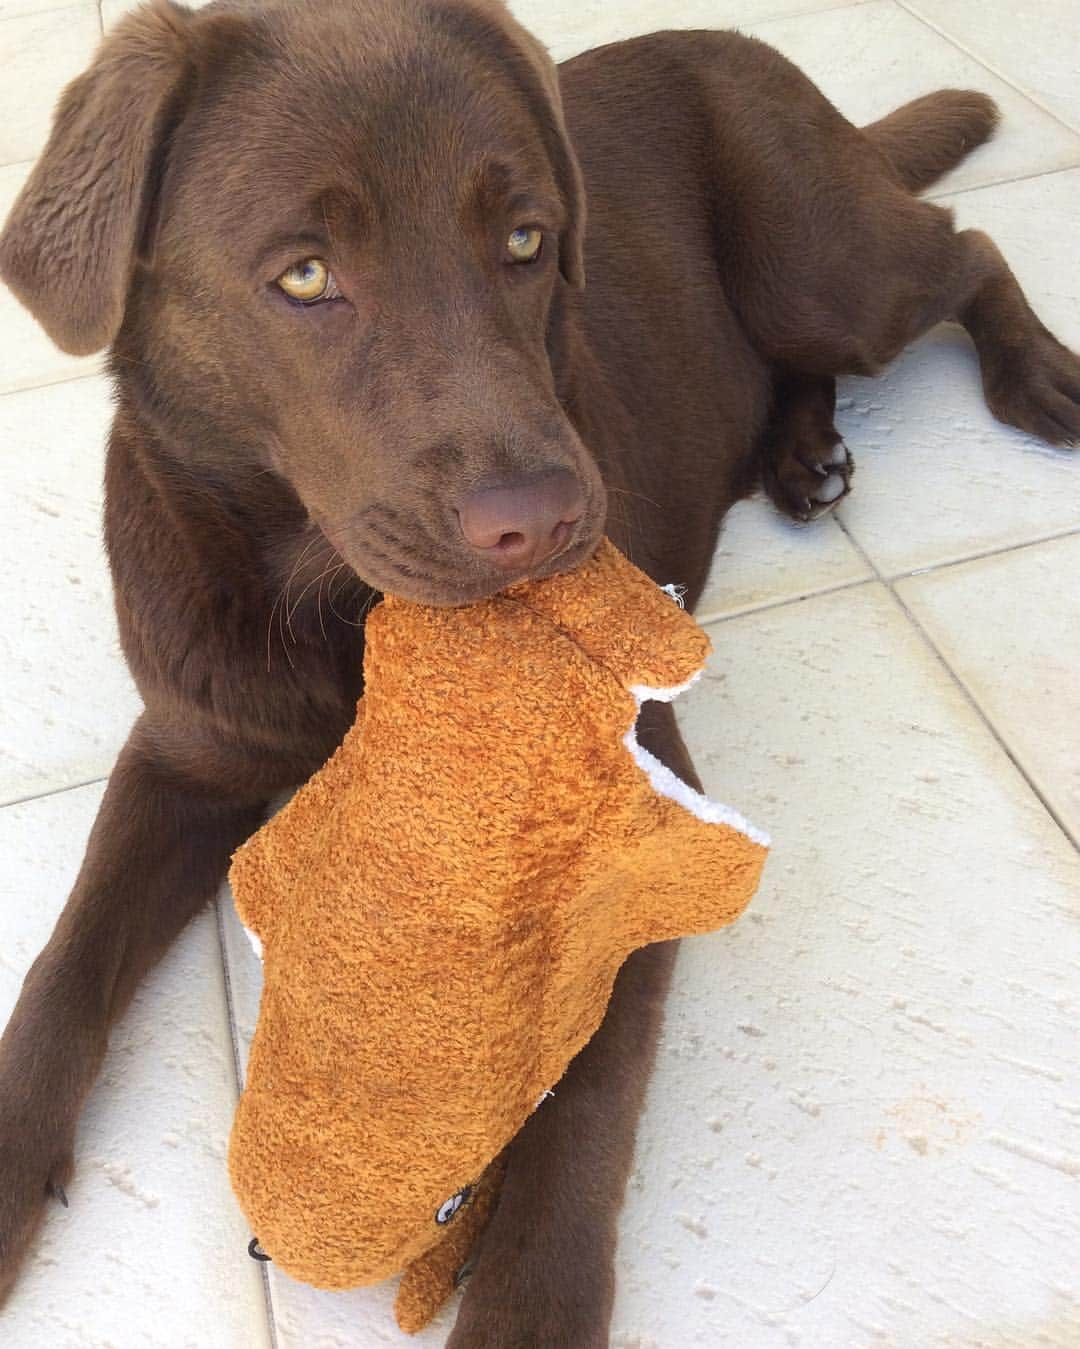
[863,90,1000,194]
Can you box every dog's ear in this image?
[0,0,207,356]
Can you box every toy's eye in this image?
[435,1185,473,1225]
[506,227,543,264]
[276,258,339,303]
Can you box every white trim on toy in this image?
[624,670,771,848]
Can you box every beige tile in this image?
[897,533,1080,842]
[835,168,1080,576]
[0,4,101,168]
[510,0,871,63]
[100,0,137,28]
[0,0,76,18]
[0,161,102,394]
[904,0,1080,135]
[0,376,144,804]
[696,495,872,621]
[613,582,1080,1346]
[748,0,1080,193]
[0,783,272,1346]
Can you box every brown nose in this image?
[458,469,585,571]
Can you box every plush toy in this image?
[227,538,769,1334]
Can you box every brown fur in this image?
[0,0,1077,1342]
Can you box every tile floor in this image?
[1,1,1078,1346]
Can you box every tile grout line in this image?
[896,0,1080,142]
[0,366,105,401]
[888,583,1079,854]
[698,513,1080,628]
[214,896,282,1349]
[833,512,1080,856]
[750,0,874,26]
[0,773,107,810]
[925,162,1080,203]
[698,569,876,627]
[882,521,1080,581]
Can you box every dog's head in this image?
[0,0,606,605]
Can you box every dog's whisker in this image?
[285,540,337,629]
[106,352,154,370]
[329,575,378,629]
[282,534,334,644]
[266,582,296,672]
[328,562,354,606]
[611,483,636,566]
[300,552,348,641]
[607,484,662,510]
[277,574,297,668]
[316,564,329,644]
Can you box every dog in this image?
[1,0,1077,1343]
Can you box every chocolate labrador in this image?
[1,0,1077,1342]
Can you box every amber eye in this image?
[277,258,335,302]
[506,226,543,263]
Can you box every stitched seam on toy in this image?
[494,591,667,671]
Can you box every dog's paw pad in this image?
[790,442,854,521]
[813,469,847,505]
[762,410,855,523]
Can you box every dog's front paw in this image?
[0,1096,74,1307]
[446,1240,611,1349]
[760,396,855,522]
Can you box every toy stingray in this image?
[227,538,768,1333]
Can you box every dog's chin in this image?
[345,529,604,608]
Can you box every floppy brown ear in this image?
[0,0,198,356]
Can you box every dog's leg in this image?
[447,701,696,1349]
[448,942,677,1348]
[754,229,1078,514]
[759,372,854,522]
[952,230,1080,447]
[0,714,269,1305]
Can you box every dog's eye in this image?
[276,258,338,303]
[506,227,543,264]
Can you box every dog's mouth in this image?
[341,518,603,607]
[314,485,606,608]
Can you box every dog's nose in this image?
[458,469,585,571]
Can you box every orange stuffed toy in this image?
[227,538,769,1333]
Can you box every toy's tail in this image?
[863,90,999,193]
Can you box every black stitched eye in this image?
[435,1185,473,1224]
[506,227,543,263]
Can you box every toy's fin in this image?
[394,1155,507,1334]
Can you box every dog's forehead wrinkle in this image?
[183,102,545,261]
